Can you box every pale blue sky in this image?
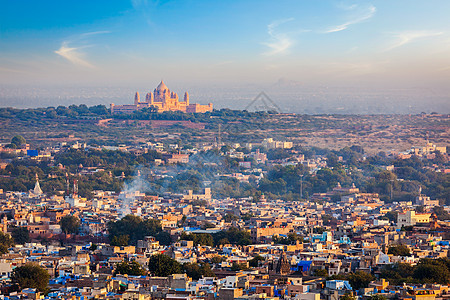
[1,0,450,92]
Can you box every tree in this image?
[273,233,303,245]
[341,293,356,300]
[413,259,450,284]
[114,261,147,276]
[212,227,251,246]
[211,255,225,264]
[11,263,50,293]
[224,213,238,222]
[326,153,341,168]
[231,262,248,271]
[108,215,164,246]
[414,263,450,284]
[384,211,398,223]
[180,232,214,246]
[0,231,15,254]
[155,231,172,246]
[416,206,425,213]
[348,271,375,290]
[370,295,387,300]
[183,262,215,280]
[380,263,414,285]
[180,215,187,226]
[89,243,98,251]
[59,215,80,234]
[433,206,450,220]
[10,226,30,244]
[249,255,265,267]
[313,227,326,234]
[148,254,182,276]
[313,268,328,277]
[322,214,337,226]
[11,135,26,148]
[380,259,450,285]
[388,244,410,256]
[111,235,129,246]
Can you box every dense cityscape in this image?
[0,105,448,300]
[1,1,450,300]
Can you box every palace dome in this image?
[156,80,168,91]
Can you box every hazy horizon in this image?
[1,81,449,114]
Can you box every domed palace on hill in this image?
[110,81,213,114]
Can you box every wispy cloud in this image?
[80,30,111,38]
[325,4,376,33]
[385,31,444,51]
[263,18,295,56]
[261,4,375,56]
[54,31,110,68]
[55,42,94,68]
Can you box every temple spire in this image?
[33,173,43,195]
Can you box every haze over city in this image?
[1,1,450,297]
[1,0,450,113]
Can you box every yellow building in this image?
[411,141,446,155]
[111,81,213,114]
[397,210,431,228]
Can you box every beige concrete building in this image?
[111,81,213,114]
[397,210,431,228]
[251,226,292,243]
[416,195,439,206]
[410,141,446,155]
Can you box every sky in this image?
[0,0,449,112]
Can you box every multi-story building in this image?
[111,81,213,114]
[416,195,440,206]
[397,210,431,228]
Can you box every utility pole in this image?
[300,174,304,200]
[74,179,78,198]
[218,124,221,148]
[65,173,69,196]
[390,179,394,201]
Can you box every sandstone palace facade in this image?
[110,81,213,114]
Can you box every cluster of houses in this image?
[1,175,450,300]
[0,138,448,299]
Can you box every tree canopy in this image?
[348,271,375,290]
[380,258,450,285]
[148,254,182,277]
[249,255,265,267]
[59,215,80,234]
[0,231,15,254]
[11,135,26,148]
[108,215,169,246]
[11,263,50,293]
[10,226,30,244]
[387,244,411,256]
[212,227,251,246]
[114,261,147,276]
[183,262,215,280]
[180,232,214,246]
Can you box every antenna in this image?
[73,179,78,197]
[218,124,222,148]
[300,174,304,200]
[65,173,69,195]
